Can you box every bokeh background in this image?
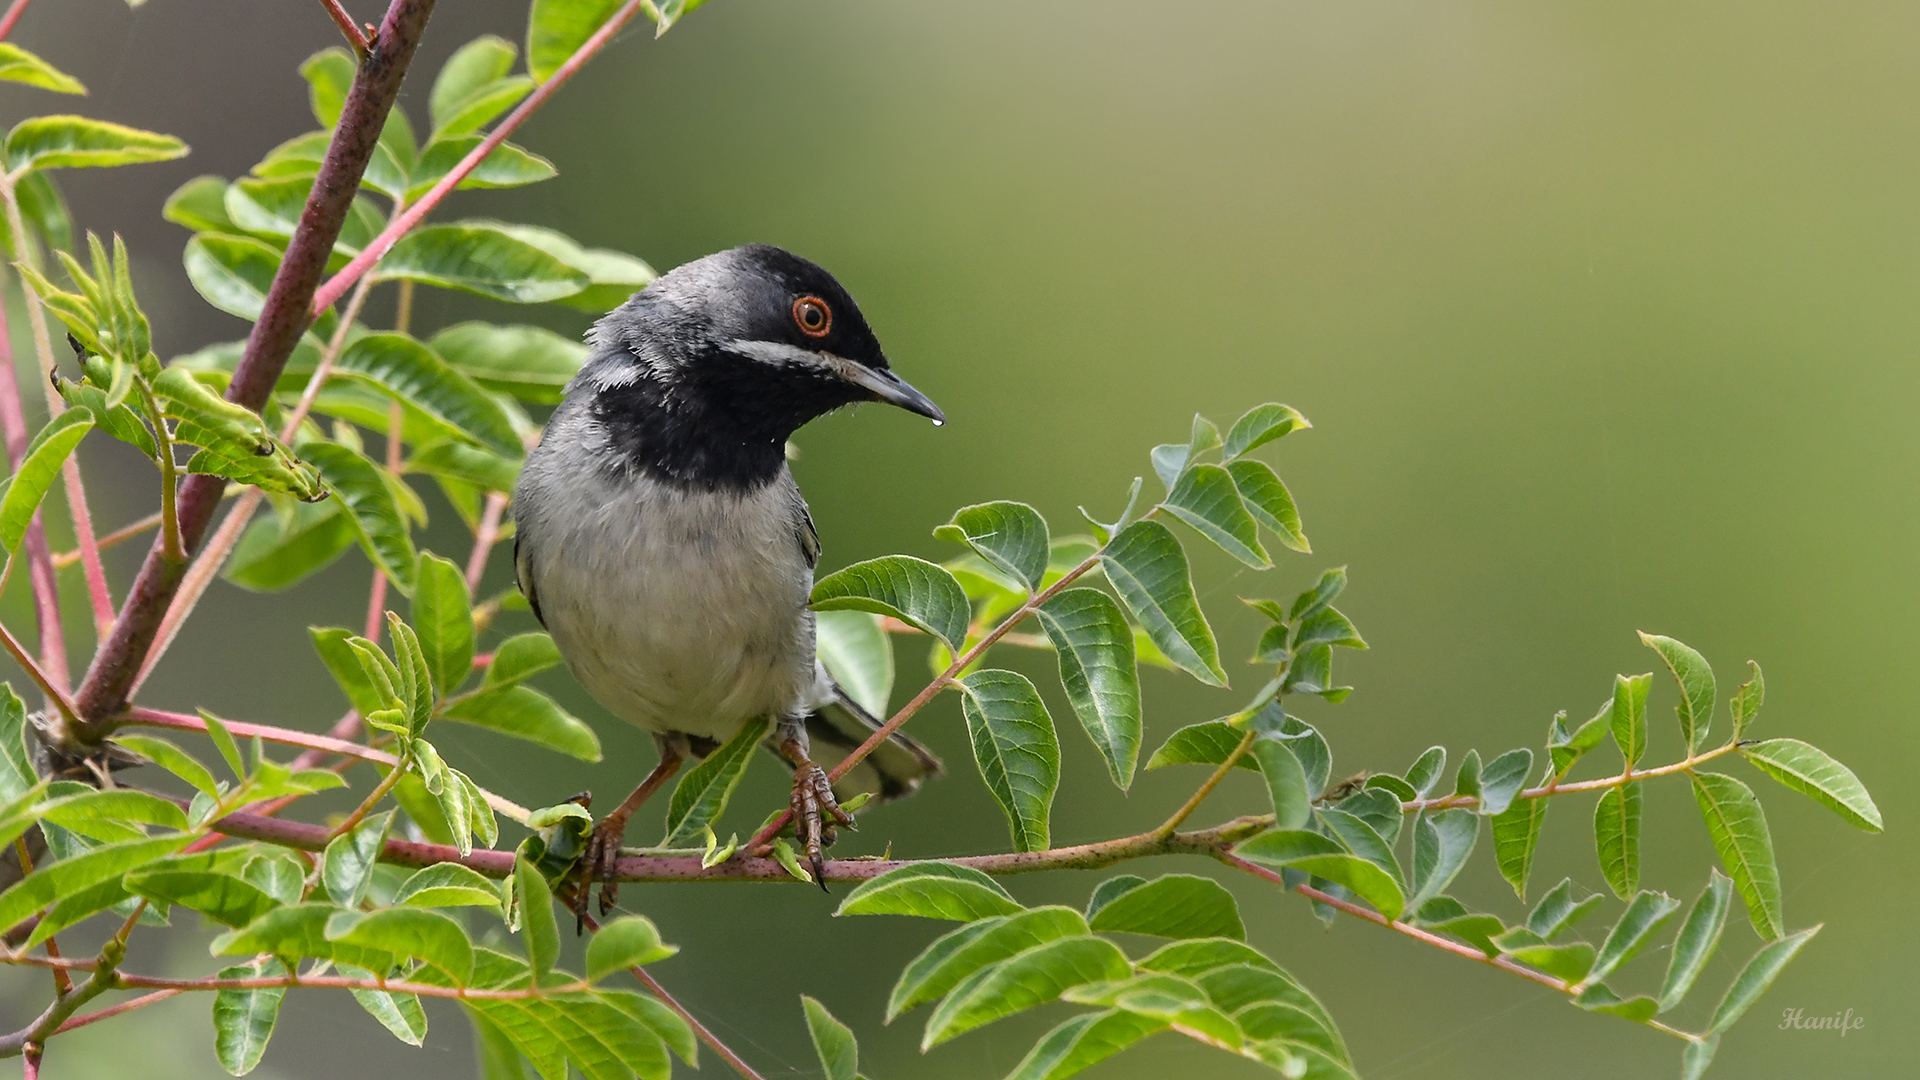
[1,0,1914,1077]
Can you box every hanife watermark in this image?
[1779,1008,1865,1036]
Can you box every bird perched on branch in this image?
[513,244,945,917]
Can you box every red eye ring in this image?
[793,296,832,338]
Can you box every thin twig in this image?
[309,0,651,315]
[0,294,70,696]
[1402,741,1741,813]
[466,493,508,591]
[53,512,161,568]
[1154,729,1256,838]
[52,989,182,1035]
[317,0,370,54]
[9,840,67,996]
[0,590,80,729]
[60,460,113,641]
[0,0,32,43]
[580,911,766,1080]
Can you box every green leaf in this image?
[394,863,505,909]
[340,962,429,1046]
[39,788,189,834]
[1223,403,1310,459]
[1101,520,1225,685]
[812,554,970,651]
[0,834,190,931]
[407,439,522,495]
[815,610,893,718]
[1087,874,1244,940]
[1708,927,1820,1034]
[0,687,32,803]
[1319,808,1404,889]
[1730,661,1764,740]
[334,333,524,457]
[1223,458,1309,553]
[1549,703,1612,777]
[800,997,858,1080]
[1588,890,1680,985]
[1405,746,1446,797]
[936,501,1050,590]
[527,0,627,83]
[1572,983,1660,1022]
[112,733,219,798]
[1595,780,1643,900]
[152,369,327,500]
[432,36,520,131]
[834,862,1023,920]
[1408,809,1477,909]
[921,936,1132,1049]
[16,171,72,254]
[429,321,586,404]
[888,907,1086,1021]
[661,717,768,846]
[1691,771,1784,939]
[413,552,476,698]
[1476,749,1531,817]
[1525,879,1604,941]
[311,627,387,716]
[1193,963,1348,1063]
[328,906,475,984]
[1162,463,1270,568]
[1642,632,1716,753]
[213,956,289,1076]
[484,222,655,313]
[1660,871,1735,1012]
[430,75,534,141]
[1683,1035,1721,1080]
[513,856,560,983]
[481,634,563,689]
[202,712,245,781]
[302,442,419,594]
[0,410,92,552]
[123,861,276,929]
[1453,749,1482,802]
[1004,1009,1166,1080]
[1144,720,1255,771]
[1250,735,1311,829]
[1491,793,1549,900]
[1233,830,1405,921]
[1741,738,1882,832]
[7,115,186,171]
[225,500,356,591]
[1410,897,1506,957]
[958,670,1060,852]
[1335,787,1402,842]
[323,810,392,907]
[182,232,285,324]
[225,176,384,253]
[1609,673,1652,768]
[1498,935,1596,983]
[1062,973,1239,1048]
[387,613,435,732]
[0,44,85,94]
[602,987,699,1067]
[587,915,677,980]
[374,223,588,303]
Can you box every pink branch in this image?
[465,493,507,590]
[60,462,113,641]
[309,0,650,315]
[0,300,68,695]
[318,0,371,54]
[120,706,398,768]
[0,0,32,43]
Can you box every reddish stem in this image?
[0,0,31,43]
[120,706,398,767]
[465,492,507,590]
[61,461,113,641]
[318,0,371,53]
[309,0,649,315]
[0,298,68,695]
[53,989,183,1035]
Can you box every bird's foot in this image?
[789,762,855,891]
[583,813,628,917]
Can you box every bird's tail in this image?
[802,681,943,804]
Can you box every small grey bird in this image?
[513,244,945,914]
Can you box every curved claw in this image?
[790,762,851,893]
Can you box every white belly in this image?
[517,465,817,742]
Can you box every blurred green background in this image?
[1,0,1914,1077]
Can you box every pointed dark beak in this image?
[838,363,945,425]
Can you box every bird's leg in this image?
[576,735,687,923]
[773,717,855,891]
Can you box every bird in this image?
[512,243,946,917]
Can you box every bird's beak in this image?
[835,361,946,425]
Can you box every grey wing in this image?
[801,673,943,803]
[792,489,821,570]
[513,533,546,629]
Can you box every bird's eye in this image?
[792,296,832,338]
